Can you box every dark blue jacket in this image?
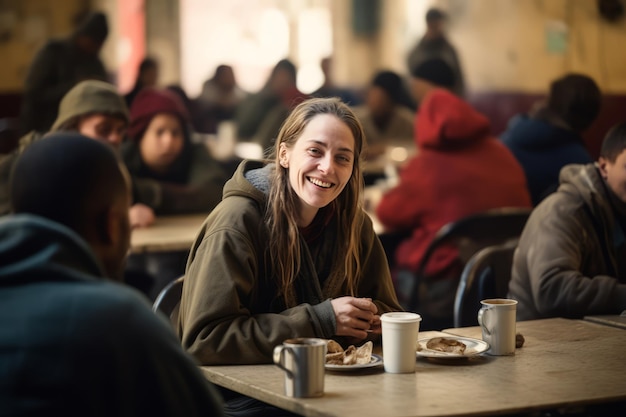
[500,114,593,205]
[0,214,223,416]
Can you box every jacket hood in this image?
[51,80,129,131]
[558,164,611,216]
[0,214,104,285]
[416,89,491,149]
[501,115,583,151]
[222,159,271,205]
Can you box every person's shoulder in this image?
[70,281,178,343]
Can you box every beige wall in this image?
[2,0,626,95]
[440,0,626,93]
[0,0,89,91]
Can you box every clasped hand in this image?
[331,296,380,340]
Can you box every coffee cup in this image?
[380,312,421,373]
[273,338,326,398]
[477,298,517,356]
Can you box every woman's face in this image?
[279,114,355,227]
[139,113,185,172]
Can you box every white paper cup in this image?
[381,312,421,373]
[477,299,517,356]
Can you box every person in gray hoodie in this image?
[509,122,626,320]
[0,132,224,416]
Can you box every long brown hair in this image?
[266,97,365,307]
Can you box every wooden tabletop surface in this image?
[201,319,626,417]
[130,214,206,254]
[583,314,626,330]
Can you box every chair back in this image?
[407,207,531,313]
[453,240,518,328]
[152,276,184,326]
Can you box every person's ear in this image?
[598,157,609,179]
[278,143,289,168]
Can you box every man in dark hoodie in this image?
[19,11,110,135]
[0,133,224,416]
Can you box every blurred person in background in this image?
[125,57,159,108]
[500,73,602,205]
[407,7,465,97]
[311,57,359,105]
[353,70,415,162]
[196,64,248,134]
[123,87,228,299]
[376,59,531,329]
[235,59,309,153]
[20,11,110,135]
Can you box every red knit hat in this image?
[128,87,190,141]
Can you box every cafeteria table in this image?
[583,312,626,330]
[130,213,206,254]
[200,318,626,417]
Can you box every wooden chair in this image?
[152,276,184,326]
[406,207,531,317]
[453,240,519,328]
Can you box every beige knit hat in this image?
[50,80,129,131]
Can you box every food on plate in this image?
[516,333,525,348]
[425,337,467,354]
[324,340,373,365]
[327,339,344,354]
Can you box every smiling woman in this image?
[178,97,402,367]
[177,97,402,414]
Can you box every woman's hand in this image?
[129,203,156,228]
[331,297,380,339]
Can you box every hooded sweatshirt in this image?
[0,81,129,215]
[177,160,402,365]
[376,89,531,276]
[500,114,593,205]
[509,164,626,321]
[0,214,224,416]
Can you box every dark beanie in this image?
[371,71,413,108]
[75,12,109,43]
[128,88,190,141]
[409,58,455,89]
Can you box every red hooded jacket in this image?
[376,89,531,276]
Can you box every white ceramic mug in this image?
[477,298,517,356]
[273,338,326,398]
[381,312,422,373]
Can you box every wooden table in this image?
[201,319,626,417]
[130,214,206,254]
[584,313,626,330]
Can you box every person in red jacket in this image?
[376,59,531,328]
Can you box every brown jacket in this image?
[177,160,402,364]
[509,163,626,320]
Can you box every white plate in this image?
[325,354,383,371]
[416,336,489,358]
